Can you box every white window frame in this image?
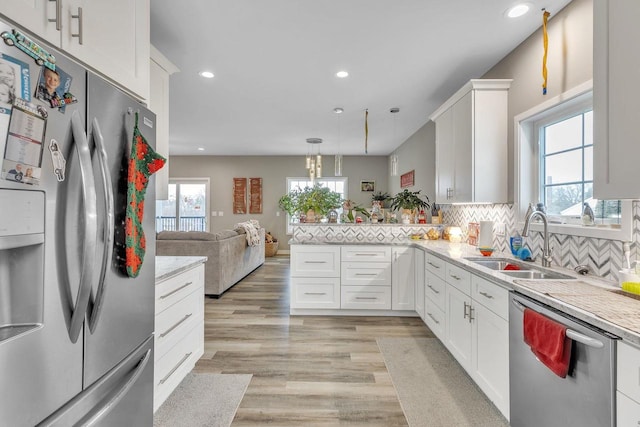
[285,177,348,234]
[514,80,632,241]
[156,177,211,232]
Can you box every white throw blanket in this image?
[235,219,261,247]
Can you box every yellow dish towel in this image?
[621,282,640,295]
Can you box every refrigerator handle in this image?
[77,349,151,426]
[87,117,114,333]
[68,111,98,343]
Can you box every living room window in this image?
[285,177,348,234]
[156,178,210,232]
[515,81,631,241]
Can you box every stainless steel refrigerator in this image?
[0,18,155,426]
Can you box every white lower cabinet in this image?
[154,263,205,412]
[341,285,392,310]
[291,245,341,310]
[617,341,640,425]
[392,247,415,311]
[444,263,509,419]
[290,277,340,309]
[424,254,447,342]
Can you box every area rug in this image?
[153,373,252,427]
[377,337,508,427]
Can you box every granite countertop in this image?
[293,237,640,346]
[156,256,208,282]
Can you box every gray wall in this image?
[168,155,388,250]
[389,121,436,208]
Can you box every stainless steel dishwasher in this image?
[509,292,617,427]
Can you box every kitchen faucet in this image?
[521,210,553,267]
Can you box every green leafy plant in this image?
[342,199,371,222]
[371,191,390,203]
[389,189,430,212]
[279,185,342,218]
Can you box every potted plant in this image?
[280,185,342,222]
[389,189,430,223]
[371,191,390,209]
[342,199,372,223]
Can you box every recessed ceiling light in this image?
[199,71,214,79]
[333,107,344,114]
[336,71,349,78]
[506,4,530,18]
[197,147,205,151]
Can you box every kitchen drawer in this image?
[341,262,391,286]
[341,285,391,310]
[291,245,340,277]
[290,277,340,309]
[617,341,640,403]
[617,391,640,427]
[445,262,471,295]
[471,274,508,320]
[154,323,203,412]
[425,253,446,279]
[155,290,203,360]
[424,298,446,341]
[425,272,446,311]
[155,264,204,315]
[341,245,391,262]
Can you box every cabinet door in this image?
[435,107,454,204]
[594,0,640,199]
[415,250,425,320]
[452,91,473,203]
[392,247,414,311]
[291,245,340,277]
[472,302,509,419]
[0,1,61,45]
[61,0,150,100]
[445,284,472,371]
[617,391,640,427]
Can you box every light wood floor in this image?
[194,255,434,426]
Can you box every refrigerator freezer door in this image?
[0,20,88,425]
[37,335,154,427]
[83,72,156,387]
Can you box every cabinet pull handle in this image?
[304,260,327,264]
[427,262,440,269]
[355,297,377,300]
[427,312,440,324]
[479,291,494,299]
[355,273,378,276]
[469,306,475,323]
[71,7,83,45]
[450,274,461,280]
[304,292,327,295]
[427,284,440,294]
[463,301,470,319]
[159,282,193,299]
[159,352,192,385]
[354,253,375,256]
[159,313,192,338]
[48,0,62,31]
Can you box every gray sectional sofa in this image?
[156,228,265,297]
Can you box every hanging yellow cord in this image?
[364,109,369,154]
[542,9,550,95]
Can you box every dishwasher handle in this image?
[511,298,604,349]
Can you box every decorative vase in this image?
[306,209,316,223]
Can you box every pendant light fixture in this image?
[334,107,344,176]
[390,107,399,176]
[306,138,323,181]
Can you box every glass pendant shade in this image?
[305,154,311,169]
[334,154,343,176]
[390,154,398,176]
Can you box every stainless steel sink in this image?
[464,257,532,271]
[501,270,575,280]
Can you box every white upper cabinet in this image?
[0,0,150,102]
[593,0,640,199]
[430,79,511,204]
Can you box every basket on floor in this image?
[265,242,279,257]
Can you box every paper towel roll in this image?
[478,221,494,248]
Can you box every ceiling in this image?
[150,0,572,157]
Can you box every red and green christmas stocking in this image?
[126,112,166,278]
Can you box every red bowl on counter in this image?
[478,247,494,257]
